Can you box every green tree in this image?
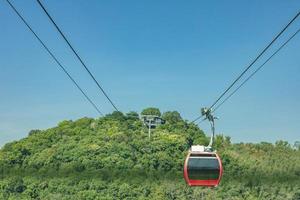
[162,111,182,124]
[126,111,139,120]
[275,140,290,149]
[141,107,161,116]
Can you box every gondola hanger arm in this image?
[201,108,218,150]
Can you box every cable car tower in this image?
[141,115,165,139]
[184,108,223,187]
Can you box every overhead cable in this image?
[192,11,300,123]
[6,0,103,116]
[36,0,119,111]
[209,11,300,110]
[213,27,300,112]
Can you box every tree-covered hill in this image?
[0,109,299,199]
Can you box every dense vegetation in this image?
[0,109,299,199]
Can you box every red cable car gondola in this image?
[184,145,223,187]
[184,108,223,187]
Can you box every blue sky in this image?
[0,0,300,146]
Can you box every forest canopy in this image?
[0,108,299,199]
